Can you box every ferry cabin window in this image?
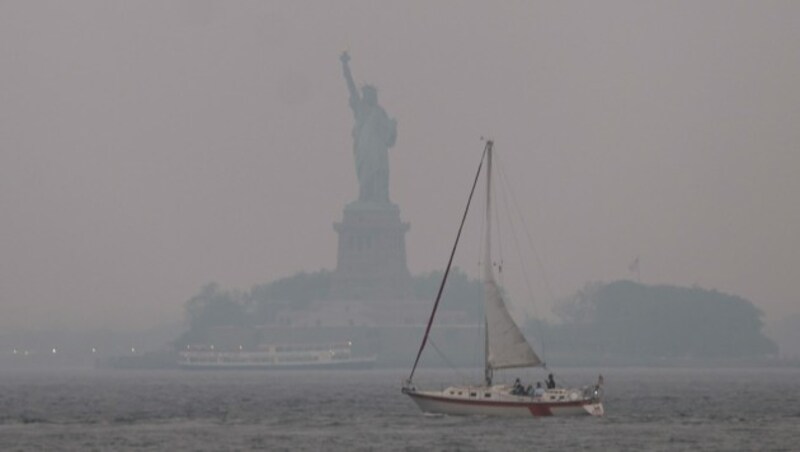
[470,392,477,397]
[484,393,491,398]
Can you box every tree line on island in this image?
[530,280,777,364]
[178,272,777,362]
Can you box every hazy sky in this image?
[2,1,798,331]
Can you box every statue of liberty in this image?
[340,51,397,204]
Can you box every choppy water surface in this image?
[1,367,798,451]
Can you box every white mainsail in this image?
[483,143,541,370]
[484,277,542,369]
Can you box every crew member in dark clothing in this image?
[512,378,523,395]
[546,373,556,389]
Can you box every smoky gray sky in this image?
[1,1,798,331]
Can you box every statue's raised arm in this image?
[340,51,360,113]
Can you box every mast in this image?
[484,318,492,386]
[484,140,494,386]
[480,140,542,374]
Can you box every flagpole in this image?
[629,256,641,283]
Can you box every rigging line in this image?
[428,337,470,381]
[495,152,534,304]
[472,163,487,376]
[472,183,487,378]
[495,152,549,360]
[497,155,547,362]
[408,142,489,382]
[496,155,556,309]
[495,155,535,314]
[491,164,505,286]
[472,318,485,382]
[477,180,486,271]
[490,154,536,310]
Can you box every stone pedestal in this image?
[330,201,411,301]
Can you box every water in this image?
[1,367,798,451]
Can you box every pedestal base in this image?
[331,201,411,301]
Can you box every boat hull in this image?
[404,389,603,417]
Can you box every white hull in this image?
[403,385,603,417]
[179,356,376,370]
[179,342,374,370]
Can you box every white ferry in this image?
[178,341,375,370]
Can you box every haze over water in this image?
[2,3,799,450]
[2,2,799,335]
[1,367,799,451]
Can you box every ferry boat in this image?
[179,341,375,370]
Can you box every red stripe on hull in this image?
[527,404,553,416]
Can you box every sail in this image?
[483,141,541,370]
[484,276,542,369]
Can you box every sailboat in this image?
[402,140,604,417]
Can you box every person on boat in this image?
[512,378,523,395]
[534,382,545,397]
[546,373,556,389]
